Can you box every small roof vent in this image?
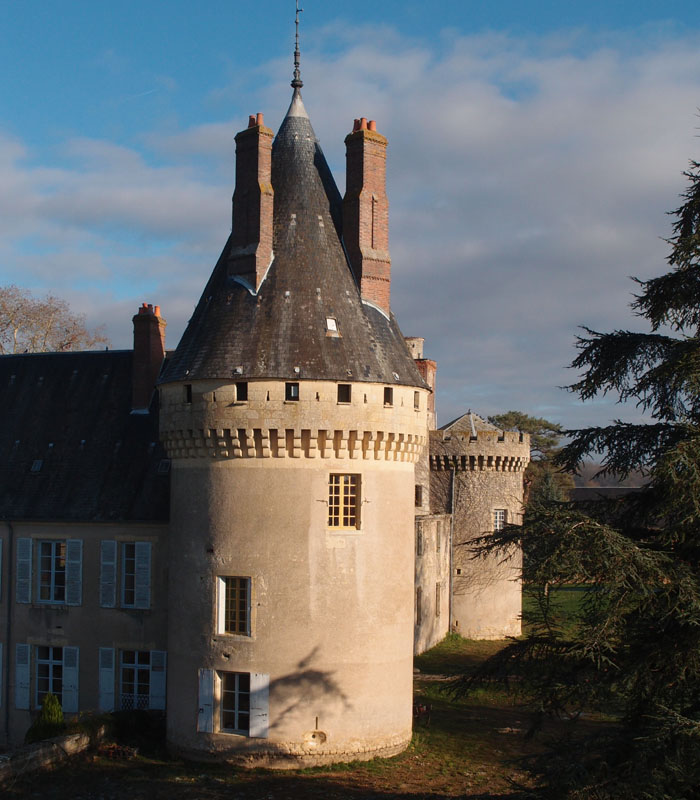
[30,459,43,473]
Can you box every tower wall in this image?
[430,429,529,639]
[160,378,429,765]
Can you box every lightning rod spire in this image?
[292,1,303,89]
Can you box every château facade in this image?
[0,77,528,761]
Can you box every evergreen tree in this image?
[25,693,65,744]
[461,162,700,799]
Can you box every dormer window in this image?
[326,317,337,332]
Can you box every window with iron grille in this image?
[493,509,507,532]
[36,646,63,707]
[120,650,150,711]
[39,541,66,603]
[328,474,360,529]
[219,577,251,635]
[220,672,250,734]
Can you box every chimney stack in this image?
[405,336,437,431]
[343,119,391,314]
[229,113,274,291]
[132,303,166,413]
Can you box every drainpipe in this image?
[3,520,14,742]
[448,467,455,632]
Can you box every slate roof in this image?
[440,412,500,436]
[0,351,169,522]
[161,90,425,388]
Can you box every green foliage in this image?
[25,693,66,744]
[462,161,700,799]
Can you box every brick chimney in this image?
[405,336,437,431]
[229,113,274,291]
[343,118,391,314]
[132,303,166,413]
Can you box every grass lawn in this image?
[5,633,598,799]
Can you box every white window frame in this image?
[220,671,251,734]
[217,576,251,636]
[493,508,507,532]
[118,649,166,711]
[38,541,66,604]
[36,645,64,708]
[200,670,268,738]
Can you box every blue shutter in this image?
[249,672,269,738]
[197,669,214,733]
[98,648,115,712]
[100,541,117,608]
[15,644,30,710]
[62,647,79,713]
[149,650,167,710]
[16,538,32,604]
[134,542,151,609]
[65,539,82,606]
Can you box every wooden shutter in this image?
[15,644,30,710]
[65,539,83,606]
[100,541,117,608]
[62,647,79,713]
[197,668,214,733]
[98,648,115,712]
[249,672,269,738]
[134,542,151,609]
[16,538,32,604]
[149,650,167,710]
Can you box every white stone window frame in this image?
[493,508,507,532]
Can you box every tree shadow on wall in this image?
[267,646,352,733]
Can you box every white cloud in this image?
[2,27,700,430]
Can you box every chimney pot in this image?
[360,117,368,130]
[154,305,161,317]
[353,118,361,132]
[248,114,256,128]
[368,120,376,131]
[256,112,264,126]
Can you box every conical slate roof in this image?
[161,90,424,388]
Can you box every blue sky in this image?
[2,1,700,430]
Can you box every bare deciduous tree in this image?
[0,285,110,354]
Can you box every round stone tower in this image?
[158,86,429,765]
[430,413,530,639]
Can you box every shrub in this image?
[25,693,66,744]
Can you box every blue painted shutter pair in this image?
[98,648,166,711]
[100,541,151,608]
[197,670,269,738]
[16,538,82,605]
[15,644,79,712]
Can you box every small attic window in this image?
[285,382,299,401]
[337,384,351,404]
[235,382,248,402]
[414,391,420,410]
[384,387,393,407]
[30,459,43,473]
[326,317,337,331]
[157,459,172,475]
[184,384,192,404]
